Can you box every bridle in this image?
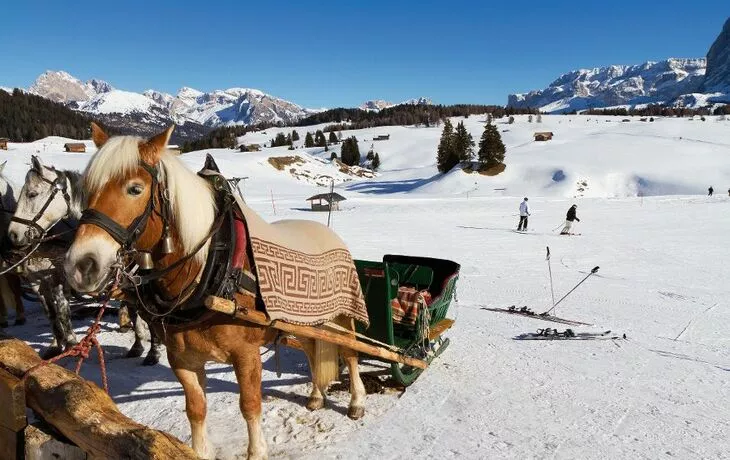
[10,166,73,240]
[79,160,227,292]
[79,161,161,251]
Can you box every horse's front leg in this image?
[51,283,77,347]
[142,322,161,366]
[170,355,212,459]
[8,275,25,325]
[125,305,145,358]
[33,281,61,358]
[232,347,268,460]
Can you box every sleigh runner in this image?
[206,254,460,386]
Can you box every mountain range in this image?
[509,18,730,113]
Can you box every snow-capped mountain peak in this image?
[509,58,708,113]
[29,70,113,104]
[360,97,433,111]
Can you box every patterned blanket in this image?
[234,195,369,327]
[391,286,432,327]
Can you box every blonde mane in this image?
[84,136,216,263]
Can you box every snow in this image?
[2,115,729,459]
[79,89,164,115]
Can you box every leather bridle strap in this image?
[79,161,159,249]
[10,172,72,235]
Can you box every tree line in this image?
[0,89,93,141]
[297,104,538,131]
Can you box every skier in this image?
[560,204,579,235]
[708,186,714,196]
[517,197,530,231]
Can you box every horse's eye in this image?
[27,191,38,199]
[127,185,144,196]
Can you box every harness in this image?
[79,157,256,325]
[10,168,73,239]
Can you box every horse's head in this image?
[8,156,71,247]
[0,161,16,233]
[65,123,215,294]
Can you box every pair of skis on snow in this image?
[483,247,617,340]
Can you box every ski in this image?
[515,328,624,341]
[481,306,594,326]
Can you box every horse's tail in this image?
[313,339,339,390]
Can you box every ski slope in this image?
[1,115,729,459]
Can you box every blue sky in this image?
[2,1,727,108]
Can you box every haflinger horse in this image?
[0,161,26,328]
[7,156,161,363]
[64,123,368,459]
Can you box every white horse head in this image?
[0,161,17,234]
[8,156,82,247]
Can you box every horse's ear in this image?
[31,155,43,172]
[91,122,109,148]
[141,125,175,164]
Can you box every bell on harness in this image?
[159,224,174,255]
[135,251,154,270]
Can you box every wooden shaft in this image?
[0,334,197,460]
[205,296,428,370]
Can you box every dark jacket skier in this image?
[708,186,714,196]
[560,205,579,235]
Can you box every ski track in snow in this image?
[1,115,729,459]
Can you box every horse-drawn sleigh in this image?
[1,123,459,459]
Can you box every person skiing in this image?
[517,197,530,231]
[560,204,579,235]
[708,186,714,196]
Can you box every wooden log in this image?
[0,335,197,460]
[25,423,87,460]
[0,368,27,431]
[428,318,455,341]
[205,296,428,370]
[0,425,20,460]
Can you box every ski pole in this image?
[551,221,564,232]
[546,246,556,311]
[543,266,599,315]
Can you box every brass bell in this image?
[159,225,174,255]
[135,251,154,270]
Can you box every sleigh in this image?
[206,254,459,387]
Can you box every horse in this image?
[64,123,367,459]
[0,161,26,328]
[7,156,161,363]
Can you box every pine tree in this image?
[340,137,361,166]
[329,131,338,143]
[486,113,493,124]
[508,116,515,124]
[304,132,314,147]
[286,133,293,145]
[477,120,506,167]
[330,151,337,160]
[528,114,533,123]
[366,144,375,160]
[292,130,300,141]
[314,130,326,147]
[436,119,458,173]
[372,152,380,170]
[453,121,475,164]
[536,113,542,123]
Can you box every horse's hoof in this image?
[306,397,325,411]
[118,325,132,333]
[347,405,365,420]
[41,346,63,360]
[126,345,144,359]
[142,353,160,366]
[14,318,26,326]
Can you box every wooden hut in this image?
[373,134,390,141]
[0,138,8,150]
[64,143,86,153]
[533,132,554,142]
[306,193,346,211]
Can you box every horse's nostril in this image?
[8,231,20,246]
[78,256,98,278]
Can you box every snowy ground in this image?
[1,116,729,459]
